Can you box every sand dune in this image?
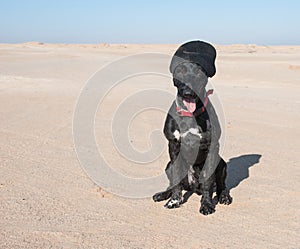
[0,43,299,248]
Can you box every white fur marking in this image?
[188,165,195,184]
[181,128,202,139]
[173,130,180,140]
[167,199,180,207]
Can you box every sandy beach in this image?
[0,43,299,248]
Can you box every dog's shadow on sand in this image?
[226,154,262,189]
[183,154,262,203]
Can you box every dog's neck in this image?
[176,89,213,117]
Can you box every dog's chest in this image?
[195,116,210,132]
[177,117,212,144]
[177,115,210,133]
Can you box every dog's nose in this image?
[183,88,197,99]
[184,89,193,96]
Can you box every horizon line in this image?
[1,41,300,47]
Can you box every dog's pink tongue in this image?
[183,99,196,113]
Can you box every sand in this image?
[0,43,299,248]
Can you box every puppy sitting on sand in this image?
[153,41,232,215]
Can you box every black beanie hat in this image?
[170,40,217,78]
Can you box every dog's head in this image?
[170,41,216,113]
[173,62,208,112]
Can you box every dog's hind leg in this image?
[215,158,232,205]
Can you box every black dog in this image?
[153,41,232,215]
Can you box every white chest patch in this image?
[181,128,202,139]
[173,130,181,141]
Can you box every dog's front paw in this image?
[152,192,164,202]
[200,202,215,215]
[152,190,171,202]
[218,189,233,205]
[164,198,182,209]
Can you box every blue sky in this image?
[1,0,299,45]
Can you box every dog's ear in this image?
[173,78,179,87]
[173,78,184,88]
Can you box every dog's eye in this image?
[193,66,202,75]
[175,65,187,74]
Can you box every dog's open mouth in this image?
[183,97,196,113]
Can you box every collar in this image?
[176,89,214,117]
